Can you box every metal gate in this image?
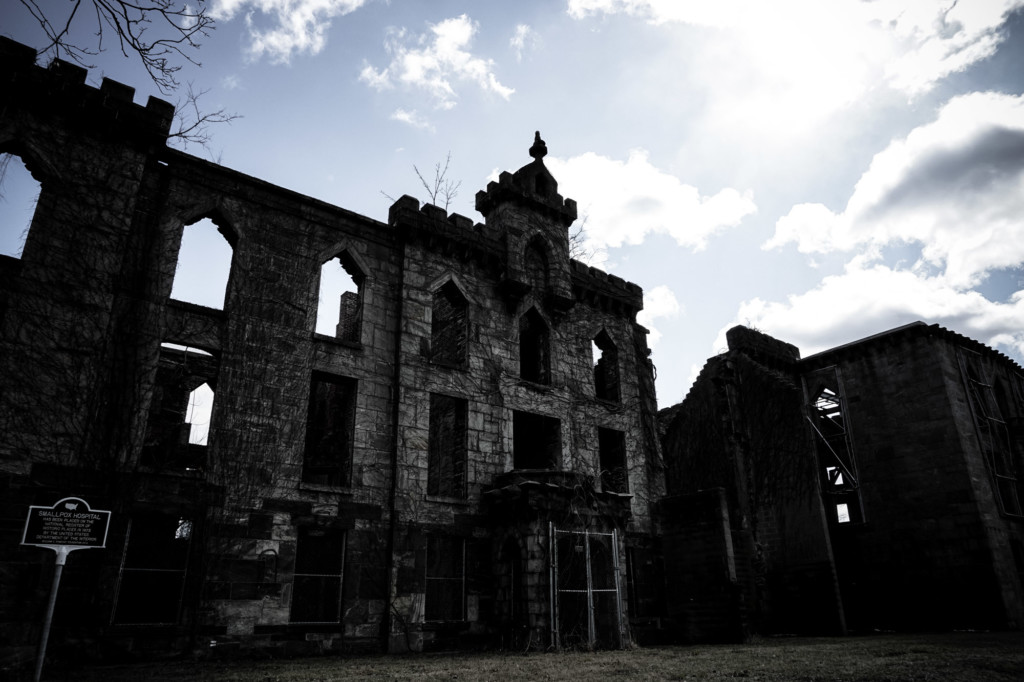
[550,523,624,649]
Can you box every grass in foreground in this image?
[52,631,1024,681]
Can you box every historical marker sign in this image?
[21,497,112,682]
[22,497,111,550]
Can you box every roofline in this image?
[801,321,1023,373]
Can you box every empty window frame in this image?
[805,367,863,524]
[519,307,550,384]
[142,345,217,471]
[112,513,193,624]
[303,374,357,487]
[425,536,465,622]
[0,152,41,259]
[428,393,468,498]
[958,349,1023,517]
[431,280,469,365]
[592,331,621,402]
[290,527,345,623]
[316,251,365,341]
[598,427,628,493]
[513,411,560,470]
[524,238,549,291]
[170,217,236,310]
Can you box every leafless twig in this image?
[20,0,214,93]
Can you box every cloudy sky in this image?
[4,0,1024,407]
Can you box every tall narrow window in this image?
[0,152,40,259]
[170,217,235,309]
[524,237,549,291]
[316,251,364,341]
[290,527,345,623]
[304,374,357,487]
[186,382,214,446]
[142,345,216,471]
[513,410,560,470]
[113,514,193,624]
[428,393,467,498]
[598,427,628,493]
[959,350,1023,517]
[519,307,550,384]
[431,280,468,365]
[425,536,465,622]
[806,367,863,524]
[592,331,620,402]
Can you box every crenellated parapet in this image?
[387,194,503,270]
[570,260,644,317]
[0,37,174,145]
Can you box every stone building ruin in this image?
[660,323,1024,639]
[0,38,664,664]
[2,35,1023,672]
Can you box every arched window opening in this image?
[524,238,548,291]
[170,217,234,309]
[593,331,620,402]
[316,251,364,341]
[519,307,550,384]
[431,280,468,365]
[0,152,41,259]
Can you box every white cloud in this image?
[766,92,1024,288]
[716,261,1024,362]
[211,0,367,62]
[221,74,242,90]
[390,108,433,131]
[546,150,756,250]
[510,24,537,61]
[359,15,514,109]
[567,0,1024,137]
[637,285,681,347]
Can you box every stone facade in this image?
[0,39,664,669]
[661,323,1024,638]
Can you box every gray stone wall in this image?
[0,39,664,667]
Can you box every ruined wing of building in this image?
[660,323,1024,638]
[2,36,1022,673]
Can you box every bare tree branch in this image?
[414,152,461,212]
[168,83,240,155]
[19,0,214,93]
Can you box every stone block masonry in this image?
[0,42,665,668]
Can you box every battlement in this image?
[387,194,486,234]
[571,260,644,314]
[475,169,578,227]
[0,37,174,141]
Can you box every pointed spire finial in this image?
[529,131,547,160]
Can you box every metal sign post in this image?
[21,497,111,682]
